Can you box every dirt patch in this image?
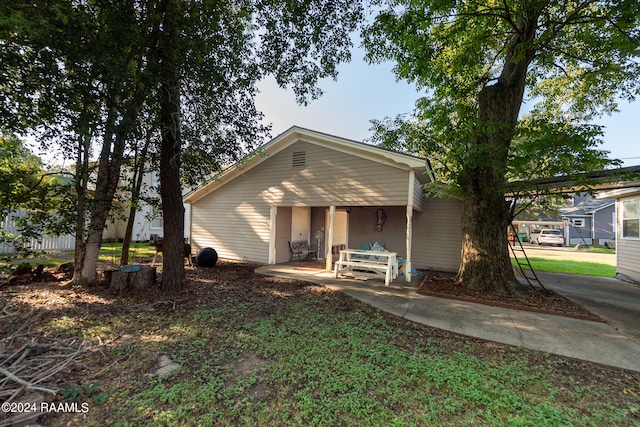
[418,270,602,321]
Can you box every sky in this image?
[255,47,640,168]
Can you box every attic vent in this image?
[292,151,306,168]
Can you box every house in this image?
[597,186,640,284]
[559,193,616,245]
[103,168,191,243]
[183,126,464,281]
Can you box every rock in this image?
[155,355,181,376]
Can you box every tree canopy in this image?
[0,134,72,253]
[363,1,640,292]
[1,0,365,288]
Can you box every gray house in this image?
[560,194,615,245]
[183,127,464,281]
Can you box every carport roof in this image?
[506,165,640,195]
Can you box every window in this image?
[622,198,640,238]
[571,218,585,228]
[151,216,163,229]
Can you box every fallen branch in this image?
[0,366,56,396]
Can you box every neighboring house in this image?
[183,126,464,281]
[559,193,616,245]
[103,168,191,243]
[598,187,640,284]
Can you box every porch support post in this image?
[326,205,335,271]
[406,206,413,282]
[406,170,416,282]
[268,206,277,264]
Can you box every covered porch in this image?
[270,203,422,283]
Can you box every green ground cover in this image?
[511,257,615,277]
[18,265,638,426]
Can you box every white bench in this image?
[334,261,394,286]
[334,249,398,286]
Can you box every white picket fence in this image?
[1,211,76,254]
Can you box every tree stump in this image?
[108,266,157,293]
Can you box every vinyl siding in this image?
[412,197,464,272]
[342,200,463,271]
[617,238,640,282]
[413,177,425,212]
[617,195,640,282]
[348,207,407,256]
[190,140,413,263]
[191,172,271,262]
[250,141,411,206]
[593,206,615,240]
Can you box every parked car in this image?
[532,229,564,246]
[604,236,616,249]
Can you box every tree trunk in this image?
[457,15,538,294]
[120,136,151,266]
[70,121,92,286]
[158,0,185,291]
[458,187,518,293]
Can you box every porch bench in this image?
[288,240,318,263]
[334,260,393,286]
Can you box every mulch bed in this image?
[418,270,603,322]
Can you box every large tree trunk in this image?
[70,120,92,286]
[457,13,538,294]
[75,105,126,286]
[158,0,186,291]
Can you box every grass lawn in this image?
[511,257,616,277]
[575,245,616,254]
[2,263,638,426]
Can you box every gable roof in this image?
[560,197,615,216]
[184,126,433,204]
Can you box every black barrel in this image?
[195,247,218,267]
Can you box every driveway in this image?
[513,243,616,265]
[537,271,640,344]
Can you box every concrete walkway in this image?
[255,264,640,373]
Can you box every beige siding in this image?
[616,195,640,283]
[413,177,425,212]
[190,139,413,264]
[346,201,463,272]
[617,238,640,282]
[616,195,640,282]
[412,197,464,272]
[191,173,271,263]
[249,141,411,206]
[348,206,407,256]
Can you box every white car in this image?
[533,229,564,247]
